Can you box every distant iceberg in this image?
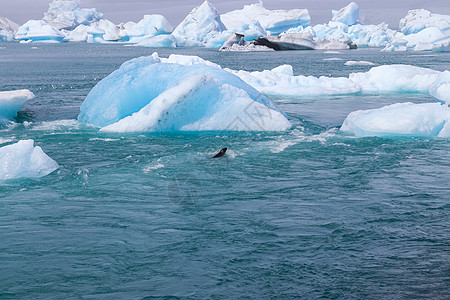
[172,1,226,47]
[221,2,310,35]
[0,17,19,41]
[331,2,359,26]
[0,140,59,180]
[78,53,291,132]
[383,9,450,51]
[43,0,103,30]
[0,90,34,124]
[16,20,65,43]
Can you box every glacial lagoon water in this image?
[1,42,450,298]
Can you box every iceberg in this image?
[0,17,19,41]
[16,20,65,43]
[429,71,450,105]
[0,90,34,123]
[383,9,450,51]
[349,65,441,93]
[221,2,310,36]
[78,53,291,132]
[341,102,450,137]
[283,3,397,48]
[118,15,173,43]
[172,1,226,47]
[0,140,59,180]
[43,0,103,30]
[331,2,359,26]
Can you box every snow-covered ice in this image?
[0,90,34,123]
[78,53,291,132]
[0,140,59,180]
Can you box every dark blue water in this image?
[1,42,450,299]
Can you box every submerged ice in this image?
[78,53,291,132]
[0,140,59,180]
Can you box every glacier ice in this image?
[78,53,291,132]
[0,140,59,180]
[255,32,356,50]
[0,90,34,123]
[172,1,226,47]
[331,2,359,26]
[135,34,177,48]
[341,102,450,137]
[221,2,310,36]
[43,0,103,30]
[429,71,450,105]
[16,20,65,43]
[383,9,450,52]
[0,17,19,41]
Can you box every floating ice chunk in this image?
[349,65,441,92]
[0,90,34,123]
[135,34,177,48]
[0,17,19,41]
[344,60,376,66]
[78,53,290,131]
[230,65,360,97]
[101,74,291,132]
[43,0,103,30]
[221,2,310,35]
[0,140,59,180]
[16,20,65,43]
[429,71,450,104]
[341,102,450,137]
[331,2,359,26]
[172,1,226,47]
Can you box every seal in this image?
[211,148,227,158]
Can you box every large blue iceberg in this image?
[78,53,291,132]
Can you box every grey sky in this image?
[2,0,450,29]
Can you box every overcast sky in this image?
[2,0,450,29]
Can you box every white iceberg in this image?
[383,9,450,51]
[285,3,396,48]
[0,140,59,180]
[221,2,310,36]
[0,90,34,123]
[118,15,173,43]
[16,20,65,43]
[172,1,226,47]
[331,2,359,26]
[65,19,120,42]
[429,71,450,105]
[0,17,19,41]
[344,60,376,66]
[78,53,291,132]
[341,102,450,137]
[43,0,103,30]
[349,65,441,93]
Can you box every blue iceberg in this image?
[78,53,291,132]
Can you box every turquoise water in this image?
[1,42,450,298]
